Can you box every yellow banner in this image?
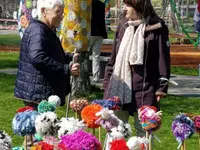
[61,0,92,53]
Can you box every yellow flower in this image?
[67,21,76,30]
[74,34,81,41]
[61,37,69,50]
[64,8,68,16]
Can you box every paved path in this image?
[168,74,200,97]
[0,68,18,74]
[0,68,200,97]
[0,29,18,35]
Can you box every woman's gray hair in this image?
[37,0,64,19]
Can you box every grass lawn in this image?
[0,72,200,149]
[0,52,19,69]
[0,34,21,46]
[171,66,198,76]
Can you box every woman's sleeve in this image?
[156,24,171,96]
[28,32,70,76]
[64,52,73,63]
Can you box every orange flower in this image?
[81,104,103,128]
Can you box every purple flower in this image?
[92,99,121,110]
[172,114,194,144]
[60,130,101,150]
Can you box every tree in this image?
[160,0,169,18]
[186,0,190,22]
[61,0,92,97]
[168,0,180,32]
[152,0,162,8]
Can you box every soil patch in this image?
[0,45,19,52]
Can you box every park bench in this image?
[89,39,113,79]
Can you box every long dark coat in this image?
[103,13,170,112]
[91,0,107,39]
[14,19,71,106]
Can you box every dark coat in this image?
[14,19,71,106]
[103,13,170,112]
[91,0,107,39]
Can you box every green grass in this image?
[0,52,19,69]
[0,34,21,46]
[171,66,198,76]
[107,30,115,39]
[0,73,24,146]
[0,72,200,149]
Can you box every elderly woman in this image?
[103,0,170,137]
[14,0,79,109]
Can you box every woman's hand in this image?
[155,91,166,102]
[70,63,80,76]
[156,95,165,102]
[73,53,79,63]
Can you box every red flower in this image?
[17,106,34,112]
[36,141,54,150]
[110,139,129,150]
[57,142,68,150]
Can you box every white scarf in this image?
[104,20,146,104]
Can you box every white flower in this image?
[127,136,149,150]
[67,30,75,38]
[35,112,59,137]
[48,95,61,107]
[0,131,12,150]
[57,117,85,139]
[67,11,76,21]
[74,40,83,49]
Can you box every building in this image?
[0,0,18,18]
